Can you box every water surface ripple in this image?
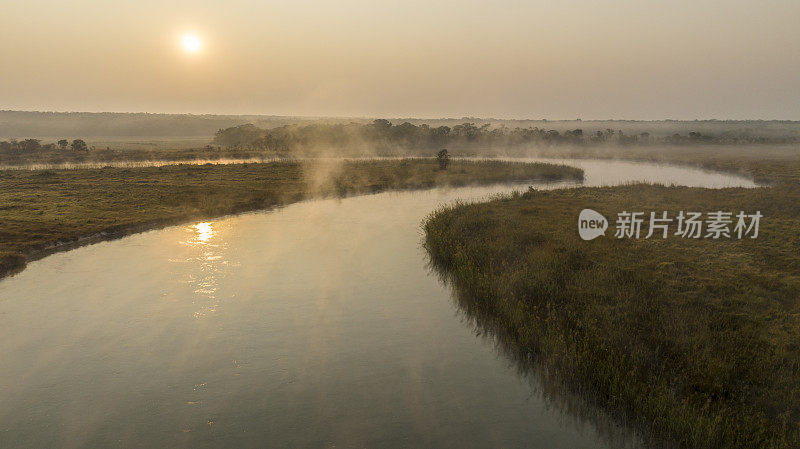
[0,160,756,448]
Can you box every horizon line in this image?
[3,110,800,123]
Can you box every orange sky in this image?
[2,0,799,119]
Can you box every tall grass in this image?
[424,179,800,448]
[0,159,582,278]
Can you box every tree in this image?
[57,139,69,150]
[212,124,263,148]
[437,148,450,170]
[371,119,393,132]
[20,139,42,152]
[452,123,479,140]
[71,139,88,151]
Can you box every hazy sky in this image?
[2,0,799,119]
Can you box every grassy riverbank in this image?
[423,160,800,448]
[0,159,582,278]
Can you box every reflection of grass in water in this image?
[0,159,582,278]
[423,162,800,448]
[434,264,665,449]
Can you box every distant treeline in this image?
[213,120,800,154]
[0,137,263,166]
[0,138,88,153]
[4,111,800,140]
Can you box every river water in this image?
[0,160,756,448]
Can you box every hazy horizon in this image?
[3,0,800,120]
[6,109,800,122]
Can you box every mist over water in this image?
[0,154,766,189]
[0,160,754,448]
[2,0,795,445]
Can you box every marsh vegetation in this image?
[0,159,582,278]
[0,160,752,449]
[3,114,799,167]
[423,159,800,448]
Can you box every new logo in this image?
[578,209,608,240]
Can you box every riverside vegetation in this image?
[0,159,582,278]
[423,159,800,448]
[3,117,800,167]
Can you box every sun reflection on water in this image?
[192,222,214,244]
[176,221,232,319]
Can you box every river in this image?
[0,159,756,448]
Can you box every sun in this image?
[181,34,202,53]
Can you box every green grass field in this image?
[0,159,582,278]
[423,160,800,448]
